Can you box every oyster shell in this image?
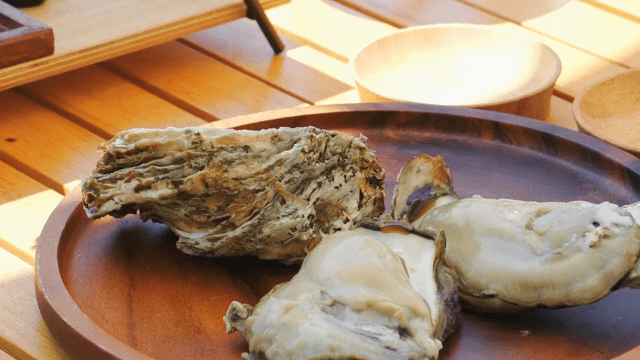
[81,126,385,263]
[224,221,459,360]
[394,154,640,310]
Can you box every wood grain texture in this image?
[614,346,640,360]
[583,0,640,21]
[266,0,397,62]
[461,0,640,68]
[0,1,53,69]
[313,88,360,105]
[0,161,62,266]
[0,91,104,195]
[0,0,289,92]
[336,0,503,28]
[0,248,71,360]
[37,104,640,360]
[491,22,629,101]
[18,66,208,138]
[549,96,579,131]
[37,193,261,360]
[0,348,15,360]
[182,18,355,104]
[103,41,304,121]
[459,0,573,23]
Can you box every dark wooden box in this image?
[0,1,53,69]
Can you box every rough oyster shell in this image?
[224,221,459,360]
[81,126,385,263]
[394,154,640,310]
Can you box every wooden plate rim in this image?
[35,103,640,360]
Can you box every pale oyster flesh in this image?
[81,126,385,263]
[393,154,640,310]
[224,224,458,360]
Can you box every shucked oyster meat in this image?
[393,154,640,310]
[224,220,459,360]
[82,126,385,263]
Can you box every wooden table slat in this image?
[548,96,579,131]
[0,161,62,266]
[0,248,71,360]
[182,18,355,105]
[461,0,640,68]
[582,0,640,22]
[0,91,104,195]
[18,66,208,138]
[0,348,15,360]
[336,0,504,28]
[266,0,397,62]
[102,41,304,121]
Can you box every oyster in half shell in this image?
[224,221,459,360]
[81,126,385,263]
[393,154,640,310]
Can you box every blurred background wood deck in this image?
[0,0,639,359]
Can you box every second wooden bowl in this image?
[349,24,562,121]
[573,69,640,157]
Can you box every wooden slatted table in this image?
[0,0,639,359]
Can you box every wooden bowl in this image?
[350,24,562,121]
[573,69,640,157]
[36,103,640,359]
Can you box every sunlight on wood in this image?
[0,249,71,360]
[267,0,397,62]
[63,180,82,197]
[520,2,640,68]
[104,41,304,120]
[549,96,579,130]
[614,346,640,360]
[461,0,573,23]
[584,0,640,18]
[0,348,14,360]
[338,0,505,27]
[0,189,63,266]
[284,46,356,86]
[182,19,355,105]
[315,89,361,105]
[19,66,207,138]
[489,22,628,100]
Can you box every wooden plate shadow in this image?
[36,103,640,359]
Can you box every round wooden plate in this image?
[36,103,640,360]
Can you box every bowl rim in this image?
[348,23,562,108]
[572,69,640,155]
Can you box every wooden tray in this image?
[0,1,53,69]
[0,0,288,92]
[36,103,640,359]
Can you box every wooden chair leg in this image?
[244,0,285,54]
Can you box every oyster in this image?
[81,126,385,263]
[224,221,459,360]
[393,154,640,310]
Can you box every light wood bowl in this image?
[350,24,562,121]
[573,69,640,157]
